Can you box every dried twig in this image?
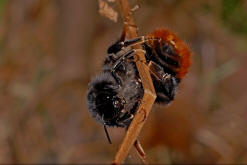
[112,0,156,164]
[134,139,147,164]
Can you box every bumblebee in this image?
[86,28,191,143]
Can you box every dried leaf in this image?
[98,0,118,22]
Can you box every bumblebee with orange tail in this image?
[86,28,192,143]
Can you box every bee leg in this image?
[122,114,134,123]
[111,71,122,86]
[121,36,145,47]
[121,36,159,48]
[148,61,166,80]
[113,49,136,69]
[156,75,179,104]
[117,112,134,125]
[119,110,126,118]
[147,61,179,104]
[115,113,129,127]
[104,53,119,65]
[111,49,136,86]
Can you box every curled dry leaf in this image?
[98,0,118,22]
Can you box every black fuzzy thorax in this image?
[87,53,144,127]
[103,57,144,123]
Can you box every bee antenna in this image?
[104,125,112,144]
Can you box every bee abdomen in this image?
[146,28,192,79]
[155,41,179,67]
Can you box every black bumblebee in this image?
[86,28,191,143]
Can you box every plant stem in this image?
[112,0,156,164]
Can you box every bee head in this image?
[86,74,125,126]
[95,90,125,121]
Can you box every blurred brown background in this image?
[0,0,247,164]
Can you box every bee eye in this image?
[113,100,120,109]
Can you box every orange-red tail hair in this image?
[147,28,192,79]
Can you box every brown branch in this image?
[112,0,156,164]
